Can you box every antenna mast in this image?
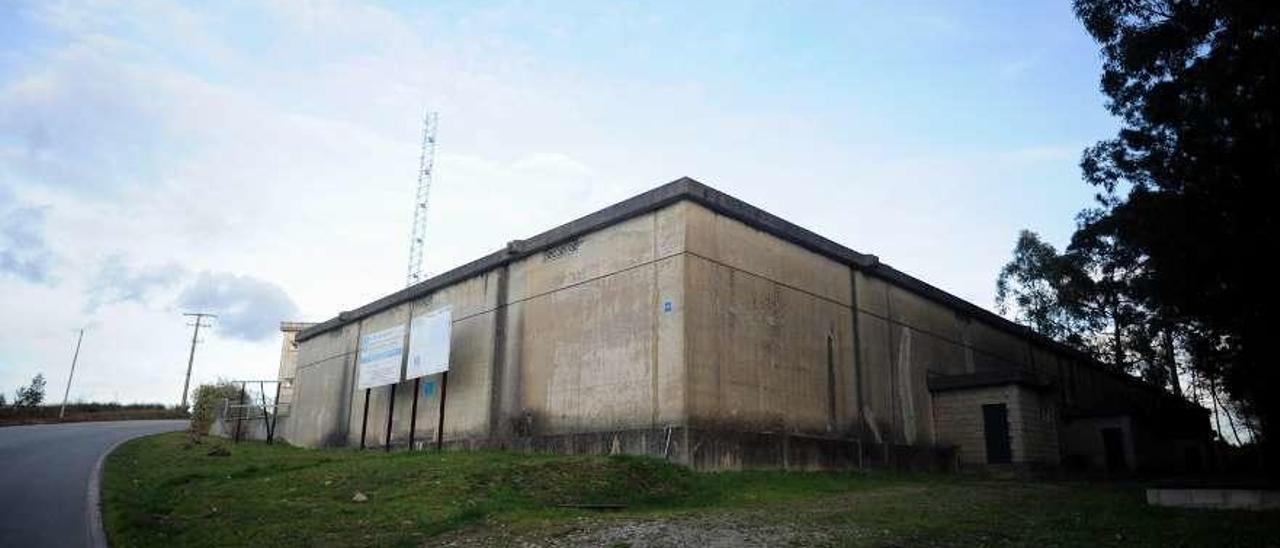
[406,111,438,286]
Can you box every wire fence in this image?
[217,379,290,443]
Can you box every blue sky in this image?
[0,1,1113,404]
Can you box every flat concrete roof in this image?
[293,177,1177,400]
[280,321,317,332]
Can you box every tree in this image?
[996,229,1171,382]
[1068,209,1185,393]
[14,373,47,407]
[0,393,6,407]
[1071,0,1280,449]
[996,231,1102,358]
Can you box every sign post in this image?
[359,388,370,449]
[409,377,421,449]
[436,371,448,451]
[355,324,407,450]
[384,382,396,452]
[351,307,451,452]
[406,307,452,451]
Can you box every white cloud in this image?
[85,254,185,311]
[176,272,299,342]
[0,39,176,194]
[0,1,1103,404]
[0,186,55,284]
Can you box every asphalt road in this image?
[0,420,188,547]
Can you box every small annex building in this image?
[282,178,1210,472]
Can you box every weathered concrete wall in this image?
[934,385,1012,465]
[352,271,500,449]
[684,202,856,445]
[505,206,686,437]
[690,196,1141,467]
[933,385,1059,466]
[874,279,961,445]
[285,322,358,447]
[1009,387,1060,466]
[290,205,688,451]
[852,270,1048,448]
[275,322,314,407]
[685,253,856,435]
[1063,415,1135,470]
[287,181,1203,470]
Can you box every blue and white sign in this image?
[356,325,405,389]
[406,307,452,380]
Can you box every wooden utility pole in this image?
[58,328,85,420]
[180,313,216,410]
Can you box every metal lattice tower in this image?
[406,111,438,286]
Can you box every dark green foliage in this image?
[1001,0,1277,451]
[998,231,1110,365]
[996,229,1171,382]
[1072,0,1279,445]
[12,373,46,407]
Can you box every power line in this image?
[406,111,438,287]
[180,312,216,410]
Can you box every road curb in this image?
[87,435,135,548]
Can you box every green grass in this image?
[104,433,1279,547]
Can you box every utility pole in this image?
[180,313,216,410]
[58,328,86,420]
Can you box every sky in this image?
[0,0,1115,405]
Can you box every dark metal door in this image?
[1102,427,1127,471]
[982,403,1012,464]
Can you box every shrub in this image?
[13,373,47,407]
[189,382,242,441]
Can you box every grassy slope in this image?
[104,433,1277,547]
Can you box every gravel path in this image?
[436,509,873,547]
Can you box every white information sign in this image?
[356,325,405,389]
[406,307,452,379]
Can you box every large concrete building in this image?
[283,178,1209,472]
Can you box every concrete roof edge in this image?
[673,180,1157,393]
[868,261,1177,398]
[291,177,1193,404]
[677,179,880,268]
[298,177,697,342]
